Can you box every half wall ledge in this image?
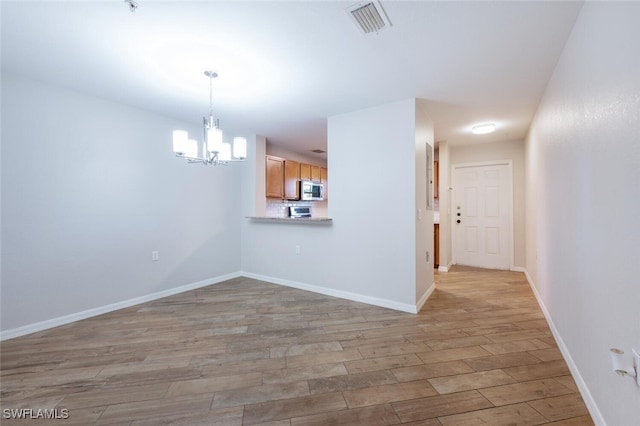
[246,217,333,224]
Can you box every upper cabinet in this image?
[266,156,328,200]
[300,163,311,181]
[266,155,301,200]
[310,165,321,182]
[320,167,328,200]
[266,155,285,198]
[300,162,322,182]
[284,159,300,200]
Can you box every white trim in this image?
[523,269,606,426]
[438,260,454,272]
[511,266,526,272]
[241,272,422,314]
[1,271,438,341]
[451,160,514,270]
[416,281,436,313]
[0,272,241,341]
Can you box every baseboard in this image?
[241,272,422,314]
[1,271,438,340]
[416,281,436,313]
[438,260,454,272]
[0,272,241,341]
[511,266,526,272]
[523,269,606,426]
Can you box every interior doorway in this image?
[452,161,513,270]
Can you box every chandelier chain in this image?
[209,73,213,121]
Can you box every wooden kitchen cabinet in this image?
[310,165,321,182]
[300,163,311,181]
[300,163,322,183]
[284,159,300,200]
[268,157,327,200]
[320,167,328,200]
[266,155,285,198]
[266,155,300,199]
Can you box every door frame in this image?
[451,160,514,270]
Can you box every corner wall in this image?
[415,100,435,305]
[437,141,451,270]
[525,2,640,424]
[1,73,243,336]
[241,99,433,311]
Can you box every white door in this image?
[453,163,511,270]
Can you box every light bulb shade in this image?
[173,130,188,153]
[185,139,199,158]
[471,123,496,134]
[207,128,223,153]
[233,137,247,159]
[220,142,232,162]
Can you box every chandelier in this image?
[172,71,247,165]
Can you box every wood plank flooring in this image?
[0,266,593,425]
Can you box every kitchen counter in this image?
[246,216,333,224]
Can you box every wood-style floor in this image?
[1,266,593,425]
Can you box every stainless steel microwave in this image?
[300,180,324,201]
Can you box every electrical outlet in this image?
[295,245,301,255]
[152,251,159,262]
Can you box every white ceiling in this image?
[1,1,583,157]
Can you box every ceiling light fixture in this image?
[471,123,496,135]
[173,71,247,165]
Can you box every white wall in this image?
[415,100,435,304]
[241,99,433,311]
[437,141,451,270]
[1,73,242,335]
[451,139,526,268]
[526,2,640,424]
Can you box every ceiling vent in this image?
[347,1,391,34]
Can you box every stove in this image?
[289,206,312,218]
